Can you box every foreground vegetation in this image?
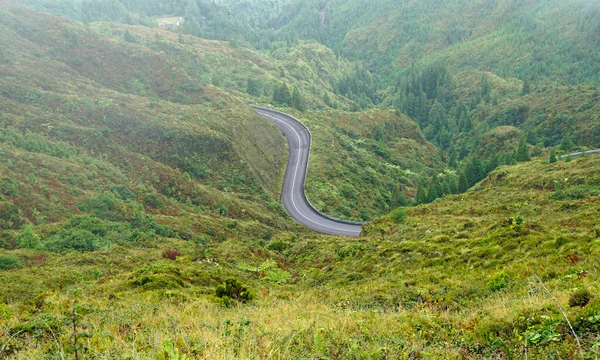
[1,1,599,358]
[2,155,599,359]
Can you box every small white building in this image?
[158,17,185,30]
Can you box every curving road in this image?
[560,149,600,158]
[251,105,365,237]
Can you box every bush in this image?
[179,227,194,240]
[162,247,181,260]
[129,263,186,290]
[266,240,291,252]
[486,272,509,292]
[46,229,102,252]
[569,289,592,308]
[0,231,17,249]
[215,278,254,306]
[262,230,273,240]
[78,192,119,220]
[389,207,407,224]
[144,193,163,208]
[110,185,136,200]
[0,255,23,270]
[18,225,41,249]
[264,268,292,284]
[0,201,22,229]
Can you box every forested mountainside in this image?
[1,0,600,358]
[22,0,600,84]
[18,0,600,218]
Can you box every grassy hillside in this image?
[2,152,599,359]
[0,3,307,248]
[1,2,599,359]
[298,108,441,220]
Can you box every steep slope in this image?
[270,0,600,84]
[2,149,599,359]
[0,4,297,242]
[300,108,440,220]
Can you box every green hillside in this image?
[1,0,600,358]
[2,148,599,359]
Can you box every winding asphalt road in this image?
[251,105,365,237]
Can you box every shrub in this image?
[0,255,23,270]
[0,231,17,249]
[554,236,569,248]
[267,240,291,252]
[179,227,194,240]
[129,263,186,290]
[0,178,19,196]
[389,207,407,224]
[215,278,254,305]
[552,184,600,202]
[0,201,22,229]
[144,193,163,208]
[486,272,509,292]
[216,203,228,216]
[162,247,181,260]
[46,229,102,252]
[78,192,119,220]
[262,230,273,240]
[264,268,292,284]
[110,185,135,200]
[18,225,41,249]
[67,215,108,236]
[569,289,592,307]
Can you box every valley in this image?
[0,0,599,358]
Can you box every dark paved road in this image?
[252,106,364,237]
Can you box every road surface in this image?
[251,105,365,237]
[560,149,600,158]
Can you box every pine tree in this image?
[438,127,452,150]
[458,171,469,193]
[415,181,427,205]
[441,180,451,195]
[291,87,305,111]
[549,149,557,163]
[526,129,537,145]
[280,83,292,106]
[124,29,136,43]
[462,116,473,132]
[559,135,574,152]
[501,151,517,165]
[246,77,261,96]
[428,101,447,130]
[273,83,292,106]
[516,135,531,162]
[485,153,500,173]
[466,157,485,186]
[521,79,531,95]
[427,176,443,203]
[449,177,458,194]
[178,28,184,44]
[480,74,491,103]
